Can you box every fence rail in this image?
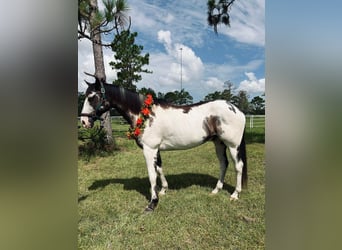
[79,115,265,129]
[245,115,265,129]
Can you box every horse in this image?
[80,78,247,212]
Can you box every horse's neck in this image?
[106,85,143,125]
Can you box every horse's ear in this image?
[94,77,106,91]
[94,77,102,91]
[84,80,93,87]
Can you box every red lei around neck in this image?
[127,94,154,139]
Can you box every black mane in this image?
[88,79,210,120]
[104,83,143,114]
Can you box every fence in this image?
[79,115,265,129]
[245,115,265,129]
[111,115,265,129]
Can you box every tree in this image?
[250,95,265,115]
[110,30,152,92]
[221,80,234,101]
[139,87,157,99]
[204,91,222,101]
[207,0,236,34]
[164,89,193,105]
[204,80,234,101]
[232,90,250,114]
[157,92,165,99]
[78,0,130,145]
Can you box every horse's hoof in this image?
[145,199,158,212]
[144,207,154,213]
[230,192,239,201]
[159,188,167,195]
[211,188,219,195]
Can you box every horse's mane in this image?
[104,83,144,115]
[103,82,209,115]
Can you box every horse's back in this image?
[142,100,245,150]
[208,100,246,145]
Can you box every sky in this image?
[78,0,265,102]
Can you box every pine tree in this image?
[78,0,130,144]
[110,30,152,92]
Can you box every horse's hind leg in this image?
[228,146,244,201]
[155,151,168,195]
[211,139,228,194]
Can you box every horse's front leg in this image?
[143,145,159,212]
[155,150,168,195]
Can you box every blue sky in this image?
[78,0,265,102]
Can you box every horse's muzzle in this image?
[80,116,94,128]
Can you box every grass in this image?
[78,121,265,249]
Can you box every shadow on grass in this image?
[81,173,235,202]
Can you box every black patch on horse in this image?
[202,115,223,141]
[226,102,236,114]
[154,151,162,168]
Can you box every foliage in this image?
[78,0,130,42]
[78,125,116,160]
[204,91,222,101]
[231,90,250,114]
[250,96,265,115]
[207,0,236,34]
[204,84,265,115]
[164,89,193,105]
[110,30,152,92]
[139,87,157,99]
[205,80,234,102]
[78,0,130,146]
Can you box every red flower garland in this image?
[127,94,154,139]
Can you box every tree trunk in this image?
[89,0,114,145]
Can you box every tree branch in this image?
[84,72,96,78]
[78,30,92,40]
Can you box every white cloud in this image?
[129,0,264,47]
[237,72,265,94]
[219,0,265,46]
[128,0,207,47]
[204,77,225,90]
[78,38,118,92]
[157,30,172,51]
[78,0,265,101]
[140,30,204,92]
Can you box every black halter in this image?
[80,81,108,122]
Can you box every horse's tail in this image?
[239,132,248,189]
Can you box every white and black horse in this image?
[80,78,247,211]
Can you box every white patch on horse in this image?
[80,92,96,128]
[141,101,244,151]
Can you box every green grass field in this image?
[78,121,265,249]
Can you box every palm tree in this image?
[207,0,236,34]
[78,0,130,144]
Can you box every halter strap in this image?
[95,79,107,113]
[80,80,107,121]
[79,113,104,122]
[100,80,106,95]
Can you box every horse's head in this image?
[80,78,110,128]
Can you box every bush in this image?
[78,125,116,160]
